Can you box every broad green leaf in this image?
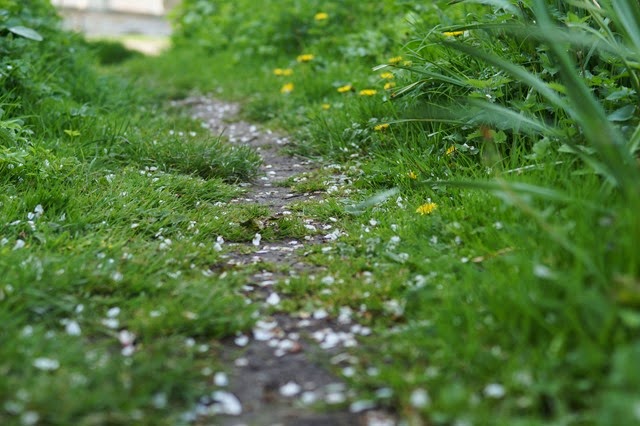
[606,89,635,101]
[8,26,43,41]
[346,187,399,215]
[607,105,636,122]
[466,99,563,136]
[64,129,81,137]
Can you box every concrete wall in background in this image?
[50,0,168,16]
[51,0,175,36]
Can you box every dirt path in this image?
[176,97,396,426]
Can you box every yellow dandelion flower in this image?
[446,145,456,155]
[337,84,353,93]
[416,202,437,215]
[380,72,394,80]
[407,171,417,179]
[273,68,293,76]
[384,82,396,90]
[374,123,389,132]
[443,31,465,37]
[321,103,331,110]
[280,82,294,94]
[314,12,329,21]
[359,89,377,96]
[388,56,403,65]
[296,53,315,63]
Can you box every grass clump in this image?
[0,2,262,424]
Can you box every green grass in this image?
[0,2,266,424]
[3,0,640,425]
[158,0,639,423]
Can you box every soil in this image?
[176,97,396,426]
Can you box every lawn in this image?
[1,0,639,424]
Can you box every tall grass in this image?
[382,1,640,421]
[1,3,261,424]
[396,0,640,266]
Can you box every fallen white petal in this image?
[20,412,39,426]
[101,318,119,329]
[325,391,346,404]
[121,346,135,357]
[350,399,376,413]
[375,388,393,399]
[214,372,229,387]
[300,391,318,405]
[253,329,273,341]
[280,381,301,397]
[234,335,249,347]
[484,383,506,398]
[234,357,249,367]
[313,309,328,320]
[211,391,242,415]
[410,388,431,408]
[266,292,281,306]
[118,330,135,346]
[152,392,168,409]
[33,357,59,371]
[65,320,81,336]
[320,276,335,285]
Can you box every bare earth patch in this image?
[175,97,396,425]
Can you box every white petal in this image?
[410,388,431,408]
[266,292,280,306]
[65,320,82,336]
[279,381,301,397]
[210,391,242,415]
[33,357,60,371]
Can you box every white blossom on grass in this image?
[483,383,506,399]
[410,388,431,408]
[321,276,335,285]
[33,357,59,371]
[152,392,168,409]
[64,320,81,336]
[20,411,39,426]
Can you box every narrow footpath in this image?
[174,97,396,426]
